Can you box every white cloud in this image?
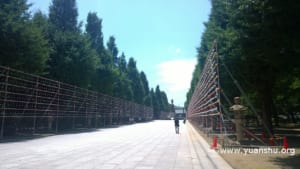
[157,58,197,106]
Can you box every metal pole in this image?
[55,82,60,133]
[33,77,39,134]
[220,57,272,137]
[110,99,113,125]
[85,89,88,128]
[72,86,76,129]
[1,67,9,139]
[95,94,98,128]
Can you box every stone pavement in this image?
[0,120,232,169]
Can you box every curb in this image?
[187,121,233,169]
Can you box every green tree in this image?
[140,71,150,95]
[85,12,104,54]
[140,71,152,106]
[187,0,300,135]
[154,85,162,117]
[107,36,119,66]
[32,11,50,39]
[229,0,300,132]
[118,52,127,73]
[150,88,160,119]
[47,0,99,88]
[49,0,79,32]
[127,57,145,104]
[112,68,133,101]
[160,91,169,112]
[48,32,98,87]
[0,0,49,74]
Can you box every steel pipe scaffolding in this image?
[187,40,225,134]
[0,66,153,139]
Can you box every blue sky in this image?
[28,0,211,107]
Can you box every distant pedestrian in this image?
[174,118,179,134]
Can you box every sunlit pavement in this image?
[0,120,232,169]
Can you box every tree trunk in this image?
[262,81,274,137]
[272,100,279,127]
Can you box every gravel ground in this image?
[192,124,300,169]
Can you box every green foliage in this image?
[107,36,119,66]
[187,0,300,131]
[127,57,145,104]
[140,71,150,95]
[85,12,104,54]
[118,52,127,73]
[160,91,169,112]
[0,0,170,116]
[49,0,79,32]
[0,0,49,75]
[47,0,99,88]
[150,88,159,118]
[48,31,99,88]
[112,68,133,101]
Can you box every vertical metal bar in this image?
[110,98,113,125]
[95,94,98,128]
[85,89,88,128]
[33,77,39,134]
[215,51,224,135]
[72,86,76,129]
[55,82,60,133]
[1,67,9,139]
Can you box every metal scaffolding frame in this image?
[0,66,153,139]
[187,40,225,135]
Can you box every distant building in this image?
[174,106,186,120]
[159,106,186,120]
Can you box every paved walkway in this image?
[0,120,232,169]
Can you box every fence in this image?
[0,66,153,139]
[187,40,225,134]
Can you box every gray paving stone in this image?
[0,120,232,169]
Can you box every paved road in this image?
[0,120,232,169]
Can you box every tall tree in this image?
[32,11,50,38]
[47,0,99,88]
[155,85,162,117]
[107,36,119,66]
[160,91,169,112]
[85,12,104,54]
[187,0,300,135]
[150,88,159,119]
[140,71,150,95]
[229,0,300,133]
[0,0,49,74]
[118,52,127,73]
[140,71,151,106]
[48,32,99,87]
[112,68,133,101]
[49,0,79,32]
[127,57,145,104]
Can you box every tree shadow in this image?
[270,154,300,169]
[0,128,100,143]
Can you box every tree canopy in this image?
[186,0,300,134]
[0,0,49,75]
[0,0,171,118]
